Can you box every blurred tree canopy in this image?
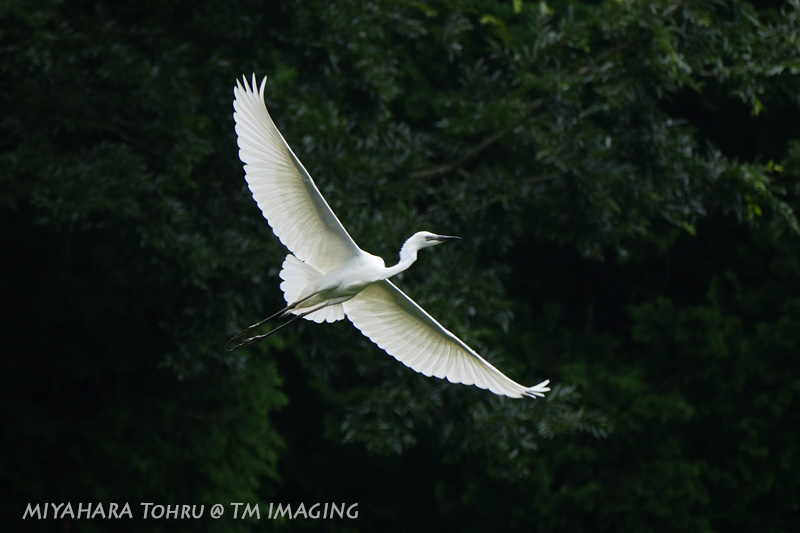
[2,0,799,531]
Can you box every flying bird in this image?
[227,75,550,399]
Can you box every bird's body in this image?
[291,251,387,312]
[229,75,550,399]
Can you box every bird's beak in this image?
[433,235,460,242]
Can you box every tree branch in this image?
[410,100,544,179]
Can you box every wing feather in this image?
[233,75,362,270]
[343,280,550,399]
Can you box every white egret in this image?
[228,75,550,399]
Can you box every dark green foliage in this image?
[2,0,799,531]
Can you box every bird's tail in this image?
[279,254,345,323]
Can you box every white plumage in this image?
[230,75,550,399]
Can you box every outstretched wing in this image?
[343,280,550,399]
[233,75,362,271]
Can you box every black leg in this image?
[225,293,318,350]
[225,304,294,350]
[226,308,317,351]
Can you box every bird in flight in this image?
[227,75,550,399]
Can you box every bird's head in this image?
[408,231,461,251]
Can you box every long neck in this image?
[383,240,419,279]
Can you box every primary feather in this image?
[233,75,361,271]
[344,281,550,398]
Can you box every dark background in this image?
[3,0,799,531]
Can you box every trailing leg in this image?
[226,308,319,351]
[225,293,317,351]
